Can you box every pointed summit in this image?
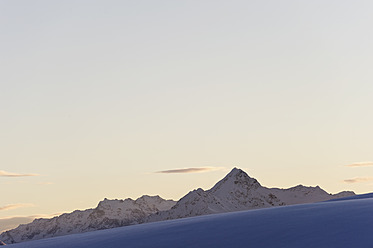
[209,167,261,195]
[227,167,242,175]
[220,167,255,180]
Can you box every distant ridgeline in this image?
[0,168,354,244]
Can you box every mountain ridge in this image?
[0,168,354,244]
[5,195,373,248]
[147,168,354,222]
[0,195,176,244]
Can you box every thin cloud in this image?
[0,170,39,177]
[37,182,54,185]
[30,213,62,219]
[0,203,35,211]
[156,167,224,174]
[345,162,373,167]
[343,177,373,184]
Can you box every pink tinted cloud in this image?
[343,177,373,184]
[0,203,35,211]
[345,162,373,167]
[0,170,39,177]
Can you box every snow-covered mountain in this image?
[147,168,354,222]
[7,193,373,248]
[0,168,355,245]
[0,195,176,244]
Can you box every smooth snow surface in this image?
[7,196,373,248]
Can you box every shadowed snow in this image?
[6,196,373,248]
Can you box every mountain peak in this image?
[225,168,256,181]
[227,167,244,176]
[209,168,261,195]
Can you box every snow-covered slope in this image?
[6,196,373,248]
[0,195,175,244]
[1,168,355,245]
[148,168,354,222]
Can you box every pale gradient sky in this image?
[1,0,372,227]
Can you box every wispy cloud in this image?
[343,177,373,184]
[0,203,35,211]
[0,170,39,177]
[345,162,373,167]
[37,182,54,185]
[156,167,224,174]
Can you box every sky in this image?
[1,0,373,232]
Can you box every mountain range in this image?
[147,168,354,222]
[6,193,373,248]
[0,195,176,244]
[0,168,354,244]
